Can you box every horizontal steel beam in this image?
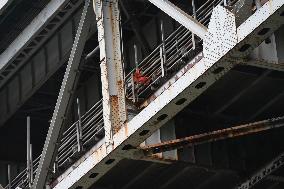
[148,0,207,39]
[141,116,284,154]
[240,58,284,72]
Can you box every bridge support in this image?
[33,1,93,188]
[93,0,127,147]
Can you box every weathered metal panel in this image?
[275,25,284,62]
[0,88,7,124]
[33,49,47,85]
[8,77,20,113]
[46,34,60,69]
[60,20,74,57]
[20,62,33,97]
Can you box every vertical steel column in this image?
[93,0,127,145]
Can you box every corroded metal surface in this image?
[94,0,126,144]
[141,116,284,154]
[51,1,284,188]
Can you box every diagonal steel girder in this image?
[235,151,284,189]
[51,1,284,188]
[148,0,208,39]
[32,1,93,189]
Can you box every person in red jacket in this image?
[133,68,150,85]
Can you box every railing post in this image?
[30,144,33,184]
[160,20,167,77]
[76,98,83,152]
[27,116,32,188]
[132,44,139,103]
[159,46,165,77]
[53,156,59,173]
[7,164,11,189]
[192,0,197,50]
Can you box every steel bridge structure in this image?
[0,0,284,189]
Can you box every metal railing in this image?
[6,0,244,188]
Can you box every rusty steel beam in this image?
[141,116,284,154]
[94,0,127,146]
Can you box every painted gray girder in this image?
[0,3,86,127]
[51,1,284,189]
[0,0,71,70]
[0,0,83,90]
[148,0,208,39]
[32,1,93,189]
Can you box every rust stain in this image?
[124,124,128,137]
[141,116,284,154]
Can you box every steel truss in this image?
[50,1,284,189]
[5,0,284,188]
